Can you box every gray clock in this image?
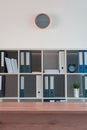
[35,13,50,29]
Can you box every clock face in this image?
[35,13,50,29]
[68,64,76,73]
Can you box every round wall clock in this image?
[35,13,50,29]
[68,64,76,73]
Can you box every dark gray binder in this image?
[32,51,41,72]
[5,75,18,97]
[24,75,36,97]
[0,75,5,97]
[54,75,65,97]
[83,75,87,97]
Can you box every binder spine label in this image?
[59,51,65,73]
[0,76,2,90]
[43,76,49,97]
[20,76,24,97]
[26,52,30,65]
[84,76,87,89]
[21,52,24,65]
[49,76,55,97]
[84,51,87,72]
[78,51,84,73]
[1,52,4,67]
[45,76,48,90]
[36,75,42,98]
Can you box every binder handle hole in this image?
[61,67,63,69]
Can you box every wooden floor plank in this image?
[0,102,87,112]
[0,102,87,130]
[0,112,87,130]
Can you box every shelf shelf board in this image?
[0,73,18,75]
[19,72,42,75]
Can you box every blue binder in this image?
[20,51,32,73]
[78,51,84,73]
[83,51,87,73]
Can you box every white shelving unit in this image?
[0,49,87,102]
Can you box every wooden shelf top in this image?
[0,102,87,112]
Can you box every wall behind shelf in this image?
[0,0,87,49]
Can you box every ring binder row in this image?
[43,75,65,97]
[0,74,87,99]
[67,50,87,73]
[43,76,55,97]
[20,75,42,98]
[0,50,87,74]
[20,50,41,73]
[20,51,32,73]
[78,50,87,73]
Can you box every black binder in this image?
[0,51,7,73]
[0,75,5,97]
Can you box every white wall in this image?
[0,0,87,49]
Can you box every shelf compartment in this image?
[20,50,41,73]
[0,50,18,73]
[20,75,42,98]
[0,75,18,97]
[43,74,65,98]
[67,74,83,97]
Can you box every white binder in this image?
[84,52,87,65]
[21,76,24,90]
[26,52,30,65]
[45,76,48,90]
[84,76,87,89]
[59,51,65,73]
[20,52,24,65]
[36,75,42,98]
[5,57,13,73]
[1,52,4,67]
[0,76,2,91]
[50,76,54,89]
